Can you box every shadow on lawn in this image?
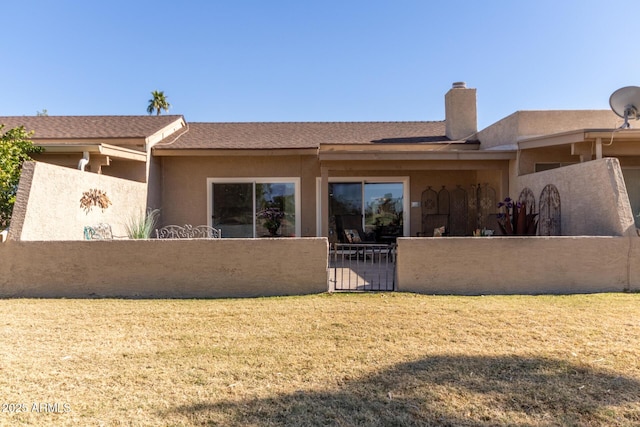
[171,355,640,426]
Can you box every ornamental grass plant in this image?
[124,208,160,239]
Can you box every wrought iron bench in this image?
[84,223,113,240]
[155,224,222,239]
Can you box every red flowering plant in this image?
[496,197,538,235]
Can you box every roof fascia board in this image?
[33,137,146,146]
[318,150,515,161]
[145,117,187,149]
[584,130,640,141]
[152,148,319,157]
[321,159,510,171]
[518,130,588,149]
[319,142,479,152]
[518,128,640,150]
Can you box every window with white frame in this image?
[208,178,300,238]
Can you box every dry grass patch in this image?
[0,293,639,426]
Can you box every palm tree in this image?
[147,90,170,115]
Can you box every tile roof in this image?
[155,121,448,150]
[0,115,184,140]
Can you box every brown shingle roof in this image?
[0,115,184,140]
[155,121,448,150]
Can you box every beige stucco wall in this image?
[160,155,321,235]
[9,161,148,241]
[0,238,328,298]
[102,160,147,182]
[516,158,635,236]
[478,111,620,150]
[397,236,640,295]
[518,145,577,175]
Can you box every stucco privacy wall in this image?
[0,238,328,298]
[517,158,635,236]
[9,161,147,241]
[397,236,640,295]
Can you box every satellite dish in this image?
[609,86,640,128]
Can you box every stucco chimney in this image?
[445,82,477,141]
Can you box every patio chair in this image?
[334,214,391,262]
[84,223,113,240]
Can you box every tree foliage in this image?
[0,125,43,229]
[147,90,170,116]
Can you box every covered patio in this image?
[317,142,515,240]
[518,127,640,230]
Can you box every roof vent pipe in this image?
[452,82,467,89]
[78,151,90,171]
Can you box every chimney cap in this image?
[452,82,467,89]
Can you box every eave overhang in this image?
[518,128,640,159]
[318,143,514,161]
[33,137,146,147]
[152,148,318,157]
[41,143,147,162]
[518,128,640,150]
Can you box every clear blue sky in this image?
[2,1,638,129]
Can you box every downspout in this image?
[78,151,90,171]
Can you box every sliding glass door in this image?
[364,183,404,240]
[328,180,405,243]
[210,179,299,238]
[255,183,296,237]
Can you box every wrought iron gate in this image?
[329,243,396,291]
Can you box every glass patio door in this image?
[329,181,404,242]
[364,183,404,241]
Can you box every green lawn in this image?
[1,293,639,426]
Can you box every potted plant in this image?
[257,207,286,236]
[496,197,538,235]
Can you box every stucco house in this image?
[4,82,640,243]
[4,82,640,297]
